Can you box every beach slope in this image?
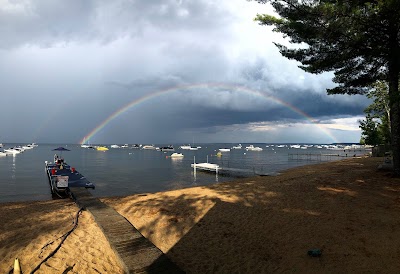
[1,157,400,273]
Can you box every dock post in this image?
[193,156,196,176]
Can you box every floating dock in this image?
[191,162,276,177]
[191,162,220,173]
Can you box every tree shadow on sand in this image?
[102,157,400,273]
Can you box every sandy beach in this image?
[1,156,400,273]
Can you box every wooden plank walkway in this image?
[71,188,184,273]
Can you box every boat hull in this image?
[45,161,95,198]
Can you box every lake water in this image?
[0,143,369,203]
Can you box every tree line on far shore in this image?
[254,1,400,175]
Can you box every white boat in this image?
[121,144,129,148]
[219,148,231,152]
[170,152,184,158]
[231,144,242,149]
[245,145,263,151]
[4,147,22,154]
[0,151,7,157]
[111,144,120,148]
[81,138,91,148]
[180,145,191,150]
[142,145,156,150]
[22,144,35,150]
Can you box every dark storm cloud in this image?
[0,0,365,143]
[0,0,234,48]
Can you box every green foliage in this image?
[359,114,383,146]
[255,0,400,173]
[254,1,400,95]
[362,80,391,145]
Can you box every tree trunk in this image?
[388,22,400,176]
[390,94,400,175]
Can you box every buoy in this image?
[13,258,21,274]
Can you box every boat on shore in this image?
[45,158,95,198]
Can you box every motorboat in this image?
[121,144,129,148]
[180,144,201,150]
[22,144,35,150]
[219,148,231,152]
[231,144,242,149]
[110,144,120,148]
[96,146,109,151]
[142,145,156,150]
[0,151,7,157]
[45,159,95,198]
[4,147,23,154]
[170,152,184,158]
[160,145,174,151]
[245,145,263,151]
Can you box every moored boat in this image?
[160,145,175,151]
[245,145,263,151]
[4,147,23,154]
[170,152,184,158]
[231,144,242,149]
[45,158,95,198]
[142,145,157,150]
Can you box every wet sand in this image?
[1,156,400,273]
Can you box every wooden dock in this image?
[70,188,183,273]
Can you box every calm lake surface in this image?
[0,143,369,203]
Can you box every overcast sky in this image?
[0,0,369,144]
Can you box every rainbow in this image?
[79,83,338,144]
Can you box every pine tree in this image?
[255,1,400,174]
